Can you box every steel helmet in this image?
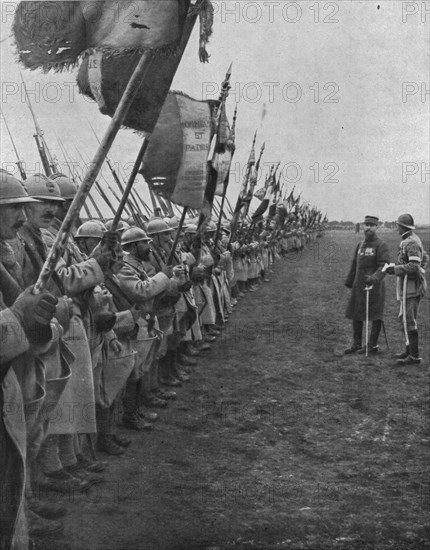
[205,220,217,232]
[105,219,130,233]
[396,213,415,230]
[164,216,180,230]
[25,174,64,202]
[221,221,231,234]
[0,170,40,205]
[49,174,78,199]
[146,218,173,235]
[75,220,106,239]
[121,227,152,245]
[184,224,198,234]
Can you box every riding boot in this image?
[345,320,363,353]
[408,330,421,359]
[369,320,382,348]
[395,346,410,359]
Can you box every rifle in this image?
[1,108,27,180]
[21,72,59,176]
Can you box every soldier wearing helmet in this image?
[75,220,106,256]
[385,214,428,365]
[146,217,175,260]
[117,227,176,428]
[47,173,79,234]
[105,219,130,234]
[0,171,68,538]
[32,174,119,493]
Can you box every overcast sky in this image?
[1,0,429,223]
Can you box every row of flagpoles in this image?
[3,0,326,295]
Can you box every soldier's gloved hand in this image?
[109,338,123,353]
[365,275,377,285]
[10,286,58,344]
[191,265,206,283]
[101,230,120,249]
[90,243,112,271]
[55,296,74,332]
[130,305,141,323]
[162,265,174,278]
[178,280,193,292]
[94,311,117,332]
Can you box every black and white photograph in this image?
[0,1,429,549]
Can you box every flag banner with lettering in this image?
[14,0,214,133]
[141,92,217,209]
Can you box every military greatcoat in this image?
[345,234,389,321]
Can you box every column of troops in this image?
[0,170,323,549]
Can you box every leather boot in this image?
[345,321,363,354]
[171,350,190,382]
[97,435,125,455]
[159,351,181,387]
[395,346,410,359]
[397,331,422,364]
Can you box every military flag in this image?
[140,92,216,210]
[198,65,233,230]
[14,0,214,134]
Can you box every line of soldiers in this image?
[0,169,323,549]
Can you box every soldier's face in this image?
[136,241,151,261]
[157,232,173,248]
[0,204,26,239]
[363,223,377,237]
[25,201,58,229]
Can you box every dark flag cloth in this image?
[140,92,217,210]
[198,77,233,231]
[254,185,266,201]
[14,0,214,133]
[251,182,272,221]
[251,165,277,222]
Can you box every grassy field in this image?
[38,229,429,550]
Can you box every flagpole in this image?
[167,206,188,265]
[228,132,258,245]
[111,135,150,230]
[33,48,156,293]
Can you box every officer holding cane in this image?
[344,215,390,355]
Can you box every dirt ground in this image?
[38,230,429,550]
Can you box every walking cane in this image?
[364,284,373,357]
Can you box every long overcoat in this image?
[345,235,389,321]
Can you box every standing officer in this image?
[385,214,428,364]
[344,215,390,354]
